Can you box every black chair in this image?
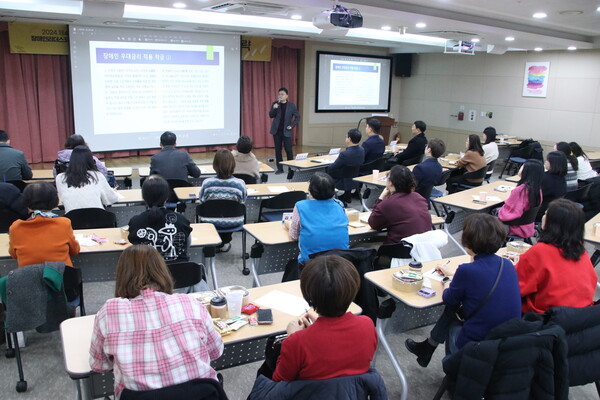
[233,173,257,184]
[166,261,207,290]
[359,157,385,176]
[564,183,592,208]
[415,184,434,204]
[257,191,306,222]
[196,200,248,275]
[498,140,543,178]
[65,208,117,229]
[120,378,228,400]
[63,266,86,316]
[374,242,413,270]
[449,166,488,192]
[430,169,453,216]
[167,179,194,212]
[6,180,27,192]
[401,153,424,167]
[0,209,25,233]
[484,160,496,183]
[333,165,362,205]
[504,205,542,244]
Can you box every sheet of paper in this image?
[312,158,334,164]
[74,234,99,247]
[268,186,288,193]
[246,188,259,194]
[253,290,310,317]
[359,212,371,224]
[424,268,447,282]
[471,195,502,202]
[199,168,209,174]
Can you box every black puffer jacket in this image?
[443,318,569,400]
[545,305,600,387]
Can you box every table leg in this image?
[251,257,262,287]
[376,317,409,400]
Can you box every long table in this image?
[138,162,275,178]
[0,224,221,285]
[31,167,133,181]
[60,280,362,400]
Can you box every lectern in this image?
[375,117,396,144]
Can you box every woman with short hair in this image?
[516,198,597,314]
[272,254,377,381]
[55,145,119,213]
[285,172,348,263]
[90,245,223,398]
[368,165,431,243]
[198,149,247,252]
[232,135,260,180]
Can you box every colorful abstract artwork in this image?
[522,62,550,97]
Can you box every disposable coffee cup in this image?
[225,290,244,318]
[479,191,487,202]
[372,169,380,180]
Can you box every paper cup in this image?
[225,290,244,318]
[372,169,380,180]
[479,191,487,202]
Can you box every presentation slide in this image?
[316,51,392,112]
[70,26,240,152]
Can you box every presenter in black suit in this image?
[269,87,300,174]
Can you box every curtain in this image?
[241,40,302,148]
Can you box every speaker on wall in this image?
[393,53,414,77]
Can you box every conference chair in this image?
[6,180,27,192]
[374,242,413,270]
[448,166,488,193]
[503,205,541,245]
[415,184,434,205]
[0,209,25,233]
[166,178,194,213]
[484,160,496,183]
[64,208,117,229]
[166,261,210,291]
[498,140,543,178]
[359,157,385,176]
[401,153,424,167]
[257,190,306,222]
[120,378,228,400]
[196,200,249,275]
[333,165,362,206]
[564,183,592,208]
[233,173,257,184]
[429,169,453,216]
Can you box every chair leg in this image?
[591,250,600,267]
[499,160,510,179]
[242,231,249,276]
[432,376,448,400]
[79,281,86,316]
[12,332,27,392]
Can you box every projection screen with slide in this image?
[70,26,240,152]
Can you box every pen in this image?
[435,260,451,276]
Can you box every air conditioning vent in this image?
[203,1,291,16]
[420,30,478,41]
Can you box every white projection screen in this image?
[315,51,392,113]
[69,26,241,152]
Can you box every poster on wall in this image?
[522,62,550,97]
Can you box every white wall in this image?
[395,49,600,151]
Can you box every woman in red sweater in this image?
[515,198,597,314]
[272,255,377,382]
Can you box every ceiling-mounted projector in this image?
[313,5,363,29]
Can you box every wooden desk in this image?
[138,162,274,178]
[437,153,461,170]
[504,175,520,183]
[174,182,310,201]
[0,224,221,283]
[587,151,600,162]
[432,180,516,212]
[496,139,522,146]
[385,143,408,153]
[31,168,133,181]
[279,155,338,182]
[60,280,362,398]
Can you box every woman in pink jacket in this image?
[498,159,543,238]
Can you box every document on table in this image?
[74,234,99,247]
[268,186,288,193]
[246,188,259,195]
[471,195,502,202]
[254,290,310,317]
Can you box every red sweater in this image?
[272,313,377,382]
[515,242,597,314]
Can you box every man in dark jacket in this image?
[386,120,428,168]
[0,182,28,217]
[149,131,200,182]
[361,118,385,164]
[269,87,300,174]
[327,129,365,196]
[0,130,33,182]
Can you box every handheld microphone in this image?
[277,99,281,103]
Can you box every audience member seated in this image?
[445,134,487,193]
[89,245,223,399]
[198,149,247,253]
[569,141,597,180]
[9,182,80,268]
[405,213,521,366]
[327,128,365,201]
[515,198,597,314]
[0,129,32,182]
[150,131,200,182]
[128,175,192,262]
[555,141,578,190]
[0,182,28,217]
[412,138,446,193]
[385,120,427,168]
[232,135,260,181]
[497,160,543,239]
[55,145,119,213]
[285,172,348,264]
[53,134,108,177]
[368,165,431,244]
[271,255,377,382]
[481,126,499,164]
[361,118,385,164]
[537,151,568,221]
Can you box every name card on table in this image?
[328,148,341,155]
[295,153,308,160]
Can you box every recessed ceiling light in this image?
[505,36,515,41]
[381,25,391,31]
[173,2,186,8]
[567,46,577,50]
[597,6,600,12]
[290,14,302,20]
[471,38,480,43]
[532,12,547,19]
[559,10,583,15]
[415,22,426,28]
[534,47,543,51]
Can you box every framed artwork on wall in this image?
[522,62,550,97]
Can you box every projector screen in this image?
[315,51,392,113]
[69,26,241,152]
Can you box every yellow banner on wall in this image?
[241,36,272,61]
[8,22,69,55]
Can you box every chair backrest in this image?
[415,184,434,201]
[485,160,496,180]
[0,209,24,233]
[233,173,257,184]
[504,205,541,227]
[120,378,228,400]
[376,242,413,260]
[258,191,306,219]
[462,165,488,181]
[196,200,246,222]
[166,262,206,290]
[564,183,592,203]
[435,169,453,186]
[360,157,385,174]
[65,208,117,229]
[6,180,27,192]
[339,164,362,179]
[401,153,424,166]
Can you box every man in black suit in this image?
[327,129,365,203]
[386,120,428,169]
[149,131,200,182]
[0,130,32,182]
[269,87,300,174]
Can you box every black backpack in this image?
[54,159,69,174]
